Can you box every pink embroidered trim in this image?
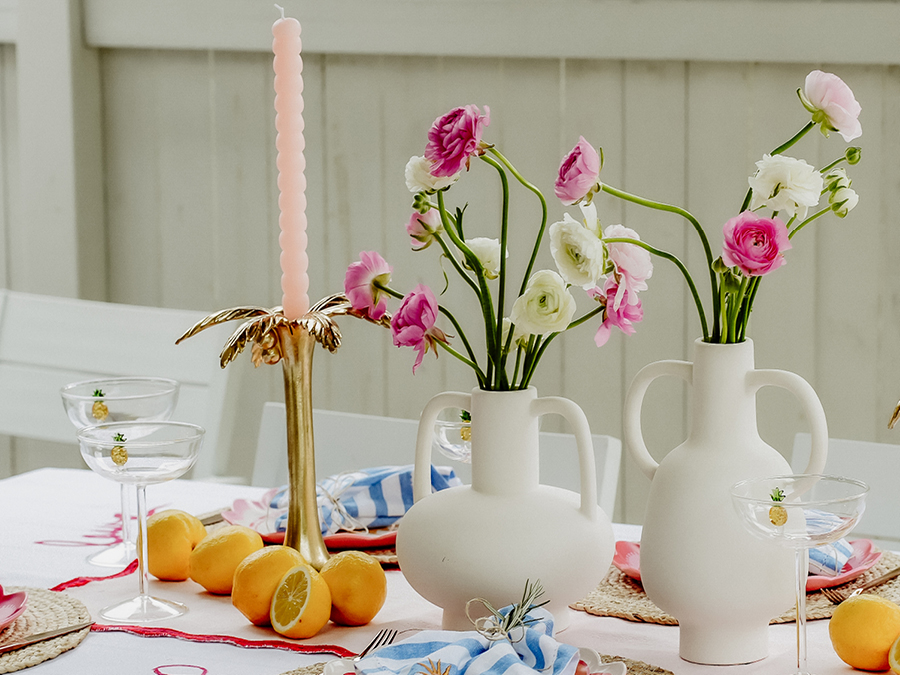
[50,559,138,591]
[91,624,353,657]
[153,666,208,675]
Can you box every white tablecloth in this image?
[0,468,855,674]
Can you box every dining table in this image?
[0,467,860,674]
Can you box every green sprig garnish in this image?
[770,487,786,502]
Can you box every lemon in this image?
[319,550,387,626]
[890,633,900,674]
[829,594,900,671]
[188,525,263,595]
[270,563,332,638]
[145,509,207,581]
[232,546,308,625]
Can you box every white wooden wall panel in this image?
[0,1,896,518]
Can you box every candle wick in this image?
[274,3,285,20]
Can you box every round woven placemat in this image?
[573,549,900,625]
[0,588,91,674]
[279,654,673,675]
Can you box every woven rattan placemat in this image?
[279,653,673,675]
[0,588,91,673]
[574,550,900,625]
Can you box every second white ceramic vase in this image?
[396,386,614,631]
[623,338,828,665]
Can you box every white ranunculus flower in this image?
[405,155,461,193]
[748,154,823,220]
[509,270,576,336]
[464,237,505,279]
[830,186,859,218]
[578,200,602,237]
[549,215,605,289]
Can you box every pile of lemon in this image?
[829,594,900,672]
[146,509,386,638]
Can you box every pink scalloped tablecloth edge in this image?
[48,562,354,657]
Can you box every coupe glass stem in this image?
[136,483,149,598]
[120,483,134,550]
[795,547,809,674]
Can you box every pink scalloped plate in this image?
[0,586,27,632]
[613,539,882,592]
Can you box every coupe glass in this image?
[60,377,179,567]
[77,421,204,622]
[433,407,472,463]
[731,474,868,675]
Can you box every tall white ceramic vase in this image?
[623,339,829,665]
[396,387,614,631]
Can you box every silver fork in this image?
[821,565,900,604]
[351,628,399,661]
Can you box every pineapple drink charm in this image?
[92,389,109,421]
[111,433,128,467]
[769,486,787,526]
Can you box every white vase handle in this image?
[624,360,694,481]
[747,369,828,474]
[413,391,471,502]
[532,396,598,520]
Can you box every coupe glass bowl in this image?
[433,408,471,463]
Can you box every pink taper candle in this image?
[273,5,310,320]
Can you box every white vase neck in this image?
[469,387,540,496]
[686,340,761,445]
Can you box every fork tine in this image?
[357,629,389,658]
[821,587,845,604]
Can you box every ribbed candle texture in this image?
[272,10,310,320]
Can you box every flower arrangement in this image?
[583,69,863,344]
[344,106,653,390]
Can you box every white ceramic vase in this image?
[623,338,829,665]
[396,386,614,631]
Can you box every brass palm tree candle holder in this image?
[176,293,389,569]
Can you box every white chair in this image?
[792,432,900,550]
[0,289,236,480]
[252,401,622,516]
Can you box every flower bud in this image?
[823,168,851,193]
[830,186,859,217]
[845,147,862,165]
[412,192,432,214]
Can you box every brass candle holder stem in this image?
[278,324,329,568]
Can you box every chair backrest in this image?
[252,401,622,515]
[0,289,235,480]
[792,432,900,548]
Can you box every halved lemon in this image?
[889,632,900,673]
[270,563,332,639]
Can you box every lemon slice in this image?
[889,632,900,674]
[270,563,332,638]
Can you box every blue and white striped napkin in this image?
[804,509,854,576]
[356,608,579,675]
[268,464,462,535]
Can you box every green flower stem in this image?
[519,305,605,388]
[436,339,487,385]
[432,230,480,296]
[485,147,549,296]
[374,281,485,383]
[511,346,523,386]
[788,207,831,239]
[603,237,709,342]
[819,156,848,175]
[728,276,751,341]
[437,189,499,380]
[600,183,719,340]
[739,121,816,212]
[737,276,761,341]
[481,153,512,389]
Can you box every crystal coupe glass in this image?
[60,377,179,567]
[77,421,204,622]
[731,474,868,675]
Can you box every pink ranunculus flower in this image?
[344,251,393,321]
[589,278,644,347]
[391,284,448,373]
[721,211,792,277]
[603,224,653,310]
[555,136,601,205]
[406,209,443,250]
[802,70,862,142]
[424,105,490,178]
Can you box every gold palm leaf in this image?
[175,306,275,344]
